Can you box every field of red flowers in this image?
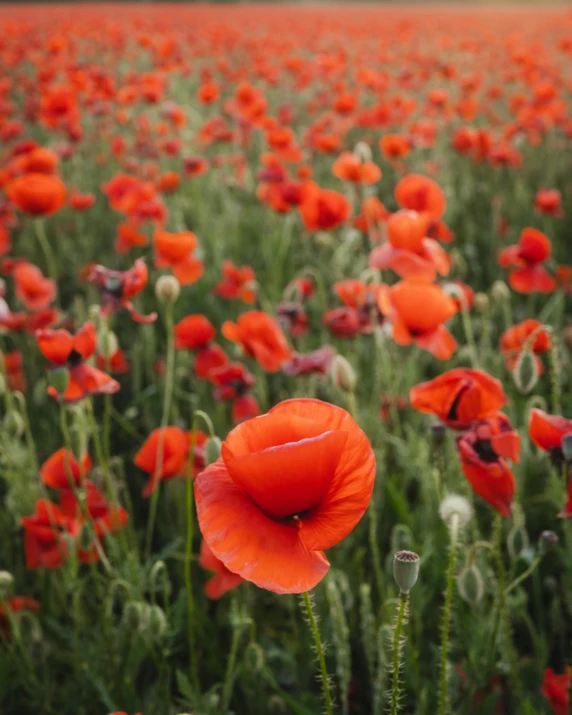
[0,3,572,714]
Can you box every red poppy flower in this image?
[195,398,375,593]
[534,189,563,218]
[332,152,381,185]
[207,361,256,401]
[299,182,352,231]
[6,173,66,216]
[21,499,75,569]
[214,261,257,304]
[6,260,56,313]
[559,480,572,519]
[14,146,59,175]
[529,408,572,458]
[456,414,520,517]
[40,448,92,490]
[378,281,458,359]
[277,302,309,338]
[353,196,390,240]
[541,667,570,715]
[3,351,26,392]
[184,156,209,177]
[284,276,315,302]
[36,321,120,403]
[199,540,243,599]
[498,227,556,293]
[153,229,204,285]
[410,368,508,429]
[115,222,148,255]
[134,426,207,497]
[394,174,446,222]
[174,315,216,351]
[282,346,335,377]
[194,344,228,379]
[222,310,292,373]
[500,319,551,373]
[96,348,130,374]
[69,190,95,212]
[86,259,156,323]
[322,307,362,339]
[369,209,450,282]
[379,134,411,159]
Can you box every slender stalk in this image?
[34,219,58,283]
[13,392,38,473]
[439,515,459,715]
[302,591,333,715]
[221,609,243,713]
[145,299,176,560]
[505,556,543,596]
[184,413,199,693]
[460,297,479,369]
[368,499,384,608]
[389,591,408,715]
[548,333,560,415]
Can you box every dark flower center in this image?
[473,439,497,463]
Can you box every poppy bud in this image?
[155,275,180,303]
[393,550,420,594]
[330,354,356,392]
[267,696,288,713]
[491,280,511,303]
[97,330,118,359]
[354,141,372,162]
[430,421,446,445]
[47,367,70,395]
[561,433,572,462]
[457,563,484,605]
[474,293,489,313]
[204,436,222,466]
[450,249,468,277]
[512,348,539,394]
[439,494,473,531]
[3,410,24,439]
[148,605,167,640]
[123,601,145,632]
[0,570,14,596]
[243,642,265,674]
[539,530,559,555]
[314,231,334,248]
[507,525,529,561]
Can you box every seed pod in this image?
[393,550,420,594]
[457,563,484,605]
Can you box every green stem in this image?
[389,591,409,715]
[145,299,176,560]
[548,332,560,414]
[368,498,384,608]
[302,591,333,715]
[13,392,38,473]
[34,219,58,283]
[184,412,199,693]
[221,609,243,713]
[439,516,458,715]
[460,301,479,369]
[505,556,543,596]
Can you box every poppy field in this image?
[1,3,572,714]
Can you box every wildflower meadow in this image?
[0,3,572,714]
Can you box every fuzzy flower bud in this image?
[512,348,539,394]
[330,354,356,393]
[155,275,180,303]
[474,292,489,313]
[148,605,167,640]
[205,436,222,466]
[491,280,510,303]
[393,550,420,594]
[457,563,484,605]
[3,410,24,439]
[507,525,529,561]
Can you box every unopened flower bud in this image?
[243,642,265,674]
[47,367,70,395]
[155,275,180,303]
[474,293,489,313]
[148,605,167,640]
[491,280,510,303]
[539,530,559,554]
[123,601,145,632]
[457,563,484,605]
[330,354,356,393]
[205,436,222,466]
[507,525,529,561]
[512,349,539,394]
[314,231,334,248]
[561,433,572,462]
[439,494,473,530]
[0,571,14,596]
[3,410,24,439]
[393,550,420,594]
[97,330,118,359]
[354,141,372,162]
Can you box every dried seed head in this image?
[439,494,473,530]
[155,274,180,303]
[393,550,420,593]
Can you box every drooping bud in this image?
[330,354,356,393]
[123,601,145,632]
[47,367,70,395]
[507,524,529,561]
[3,410,24,439]
[393,550,420,594]
[491,280,510,303]
[148,605,167,640]
[439,494,473,531]
[561,433,572,462]
[155,275,180,303]
[512,348,539,394]
[457,563,484,605]
[243,642,265,674]
[539,530,559,555]
[204,436,222,466]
